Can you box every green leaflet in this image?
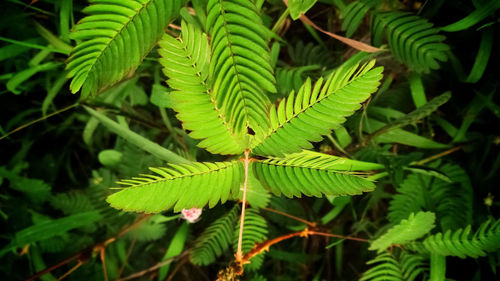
[371,11,449,73]
[373,91,452,137]
[66,0,184,97]
[340,0,379,37]
[440,0,500,32]
[264,150,384,172]
[361,252,428,281]
[369,212,436,253]
[253,159,375,198]
[406,218,500,259]
[106,161,243,213]
[158,21,245,155]
[190,205,240,265]
[388,164,473,230]
[206,0,276,139]
[252,61,383,157]
[360,253,403,281]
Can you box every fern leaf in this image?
[206,0,276,138]
[388,164,473,230]
[253,158,375,199]
[340,0,379,37]
[388,174,427,224]
[373,91,451,137]
[400,253,428,281]
[233,208,268,271]
[369,212,436,253]
[287,41,335,67]
[67,0,184,97]
[106,161,243,213]
[360,252,404,281]
[407,219,500,259]
[190,205,240,265]
[50,192,94,215]
[252,60,383,156]
[264,150,384,171]
[158,21,245,155]
[371,11,449,73]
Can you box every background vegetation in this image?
[0,0,499,280]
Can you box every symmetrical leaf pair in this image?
[106,152,378,213]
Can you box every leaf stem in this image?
[236,149,250,262]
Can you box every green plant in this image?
[1,0,499,280]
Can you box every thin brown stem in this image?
[117,252,187,281]
[165,256,188,281]
[282,0,381,53]
[413,146,463,165]
[241,228,369,266]
[99,247,109,281]
[0,103,78,141]
[263,207,317,227]
[236,149,251,262]
[57,260,83,281]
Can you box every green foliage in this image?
[252,61,383,156]
[107,161,243,213]
[233,208,268,270]
[158,20,245,155]
[388,164,473,230]
[254,156,376,198]
[1,0,499,280]
[371,11,449,73]
[66,0,184,97]
[206,0,276,139]
[50,192,94,215]
[369,212,436,252]
[0,211,102,258]
[340,0,379,37]
[361,252,428,281]
[190,205,240,265]
[407,218,500,259]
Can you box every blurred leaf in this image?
[0,211,102,258]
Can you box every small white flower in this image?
[181,207,202,223]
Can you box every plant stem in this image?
[262,207,316,227]
[84,106,191,164]
[0,103,78,141]
[413,146,463,165]
[236,149,251,262]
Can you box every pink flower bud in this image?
[181,207,202,223]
